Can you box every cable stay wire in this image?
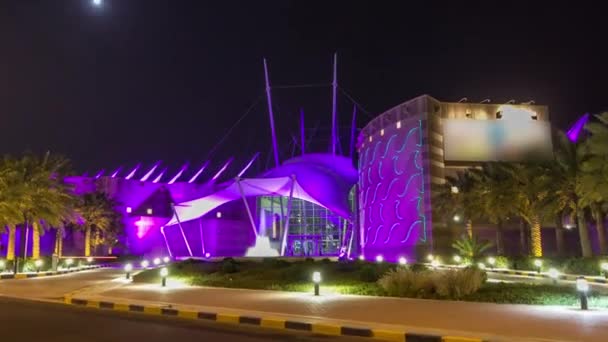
[271,83,331,90]
[338,86,374,118]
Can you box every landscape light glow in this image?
[312,271,321,283]
[140,162,161,182]
[188,162,209,183]
[163,257,170,263]
[125,164,141,180]
[477,262,486,270]
[453,255,462,263]
[168,164,188,184]
[86,257,93,263]
[427,254,434,261]
[153,258,161,266]
[358,255,365,261]
[577,277,589,310]
[487,257,496,266]
[431,259,440,268]
[548,268,560,283]
[141,260,150,268]
[375,255,384,263]
[398,257,407,265]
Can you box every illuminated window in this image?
[396,121,401,129]
[216,211,222,218]
[368,136,372,142]
[146,208,153,215]
[380,129,385,136]
[451,186,459,194]
[126,207,132,213]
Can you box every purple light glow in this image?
[94,169,105,179]
[566,113,590,142]
[135,217,154,239]
[168,164,189,184]
[237,153,260,178]
[188,161,209,183]
[211,158,233,181]
[140,162,161,182]
[111,167,122,178]
[125,164,141,180]
[153,168,167,183]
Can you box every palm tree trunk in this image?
[530,215,542,257]
[519,218,528,255]
[555,214,565,256]
[495,220,504,255]
[32,221,40,259]
[54,228,63,258]
[593,206,607,255]
[466,220,473,239]
[85,226,91,257]
[6,225,16,261]
[577,208,593,257]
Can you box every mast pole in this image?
[331,52,338,155]
[263,58,280,167]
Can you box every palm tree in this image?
[74,192,117,256]
[0,161,22,261]
[452,235,493,260]
[434,171,483,238]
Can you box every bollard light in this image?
[375,255,384,263]
[153,257,161,266]
[477,262,486,270]
[141,260,149,269]
[163,256,170,263]
[358,255,365,261]
[34,259,43,273]
[160,267,168,287]
[431,259,440,269]
[548,268,560,284]
[86,257,93,263]
[427,254,434,261]
[576,277,589,310]
[600,262,608,279]
[487,257,496,268]
[398,257,408,266]
[204,252,211,259]
[534,259,543,273]
[453,255,462,264]
[124,263,133,279]
[312,271,321,296]
[66,258,74,270]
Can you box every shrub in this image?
[377,268,434,297]
[562,258,604,276]
[493,256,510,269]
[221,258,239,274]
[409,263,428,272]
[433,267,485,299]
[452,235,493,259]
[359,265,380,282]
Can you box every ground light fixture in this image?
[398,257,407,266]
[153,257,161,266]
[375,255,384,263]
[34,259,43,273]
[312,271,321,296]
[477,262,486,270]
[431,259,440,269]
[548,268,560,284]
[427,254,434,261]
[534,259,543,273]
[487,257,496,268]
[163,257,170,263]
[453,255,462,264]
[86,257,93,263]
[600,262,608,278]
[124,263,133,279]
[160,267,168,287]
[141,260,150,268]
[576,277,589,310]
[358,255,365,261]
[204,252,211,259]
[66,258,74,270]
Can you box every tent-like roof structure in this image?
[166,153,358,226]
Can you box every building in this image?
[356,95,553,260]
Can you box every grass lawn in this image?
[133,258,608,307]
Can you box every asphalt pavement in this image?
[0,296,373,342]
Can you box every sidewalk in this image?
[70,281,608,342]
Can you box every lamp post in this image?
[163,256,170,264]
[124,263,133,280]
[153,258,161,266]
[160,267,168,287]
[548,268,560,285]
[576,277,589,310]
[312,271,321,296]
[534,259,543,274]
[487,257,496,269]
[141,260,149,269]
[65,258,74,270]
[375,255,384,263]
[34,259,43,273]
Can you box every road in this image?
[0,296,373,342]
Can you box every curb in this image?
[0,265,106,280]
[63,296,485,342]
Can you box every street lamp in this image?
[34,259,43,273]
[548,268,560,285]
[204,252,211,259]
[92,0,102,6]
[453,255,462,264]
[153,258,161,266]
[427,254,434,261]
[487,257,496,269]
[141,260,149,269]
[160,267,168,287]
[398,257,407,266]
[124,263,133,279]
[600,262,608,278]
[375,255,384,263]
[66,258,74,270]
[576,277,589,310]
[312,271,321,296]
[86,257,93,264]
[431,259,440,269]
[358,255,365,261]
[163,256,170,264]
[533,259,543,273]
[477,262,486,270]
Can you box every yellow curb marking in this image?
[442,337,483,342]
[178,310,198,320]
[373,329,405,341]
[217,313,240,324]
[260,317,285,329]
[114,303,130,311]
[312,323,341,336]
[86,301,100,308]
[14,274,27,279]
[143,307,162,315]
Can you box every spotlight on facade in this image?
[124,263,133,279]
[548,268,560,284]
[160,267,168,287]
[34,259,43,273]
[204,252,211,259]
[487,257,496,268]
[163,257,170,264]
[65,258,74,270]
[141,260,150,269]
[312,271,321,296]
[216,212,222,219]
[358,255,365,261]
[534,259,543,273]
[153,258,161,266]
[398,257,408,266]
[453,255,462,264]
[375,255,384,263]
[453,215,461,222]
[576,277,589,310]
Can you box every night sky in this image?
[1,1,606,177]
